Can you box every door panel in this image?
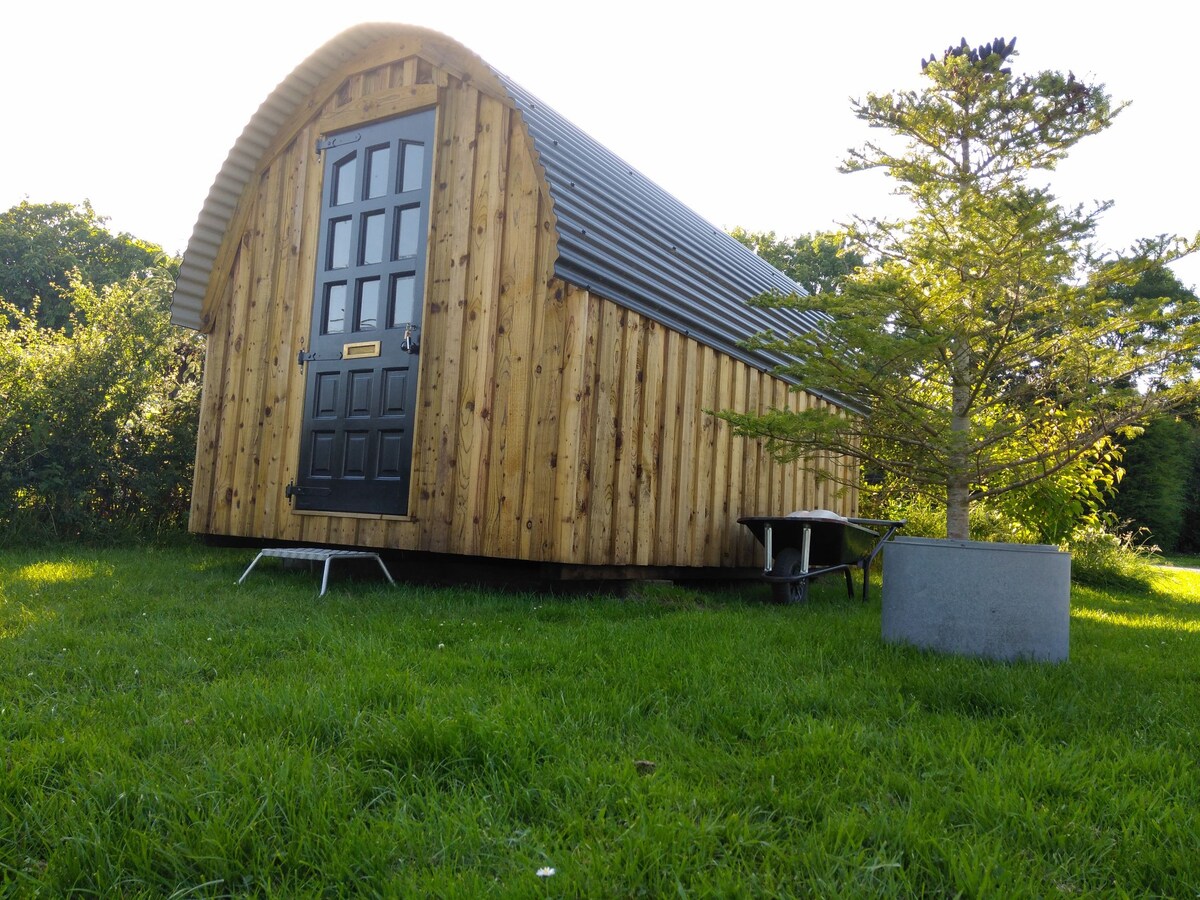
[295,109,435,514]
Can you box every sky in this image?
[4,0,1198,288]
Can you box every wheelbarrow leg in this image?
[844,568,855,600]
[861,561,870,603]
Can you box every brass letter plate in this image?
[343,340,381,360]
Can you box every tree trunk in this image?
[946,471,971,540]
[947,106,972,541]
[947,349,972,540]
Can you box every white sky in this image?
[4,0,1198,288]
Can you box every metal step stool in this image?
[237,547,396,597]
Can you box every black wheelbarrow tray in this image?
[738,515,905,603]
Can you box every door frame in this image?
[290,99,439,521]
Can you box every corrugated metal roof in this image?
[497,74,825,379]
[171,24,828,394]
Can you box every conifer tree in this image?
[720,38,1200,539]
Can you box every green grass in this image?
[3,544,1199,896]
[1157,552,1200,570]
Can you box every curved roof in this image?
[170,23,825,381]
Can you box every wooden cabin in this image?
[170,23,858,578]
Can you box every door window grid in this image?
[394,204,421,260]
[323,175,427,334]
[357,278,380,331]
[324,282,348,334]
[400,142,424,193]
[388,273,417,328]
[365,144,391,199]
[328,218,351,270]
[332,153,357,206]
[360,211,385,265]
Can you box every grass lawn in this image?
[2,544,1199,897]
[1156,552,1200,570]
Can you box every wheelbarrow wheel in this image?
[770,547,809,604]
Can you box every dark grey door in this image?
[295,109,434,514]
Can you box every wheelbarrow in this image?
[738,513,905,604]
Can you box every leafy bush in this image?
[987,434,1126,545]
[1061,516,1160,590]
[867,495,1162,589]
[861,433,1124,547]
[867,495,1039,544]
[0,267,202,542]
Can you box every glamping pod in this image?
[171,23,858,576]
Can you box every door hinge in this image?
[298,349,344,368]
[285,481,332,503]
[316,132,361,156]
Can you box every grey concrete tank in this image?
[882,536,1071,663]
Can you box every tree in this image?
[0,200,162,330]
[729,228,865,295]
[718,37,1200,540]
[1108,416,1197,552]
[0,259,202,541]
[1099,266,1200,551]
[1099,261,1200,377]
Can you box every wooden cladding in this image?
[189,41,857,569]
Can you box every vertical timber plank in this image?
[635,319,665,566]
[251,139,301,541]
[672,339,701,565]
[712,356,735,567]
[741,371,767,563]
[217,186,267,537]
[190,273,235,534]
[777,379,796,512]
[517,255,563,560]
[586,300,621,563]
[655,329,684,565]
[487,114,539,558]
[422,79,476,552]
[553,286,591,563]
[756,372,775,520]
[690,345,717,565]
[612,311,643,565]
[457,93,508,555]
[279,122,324,543]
